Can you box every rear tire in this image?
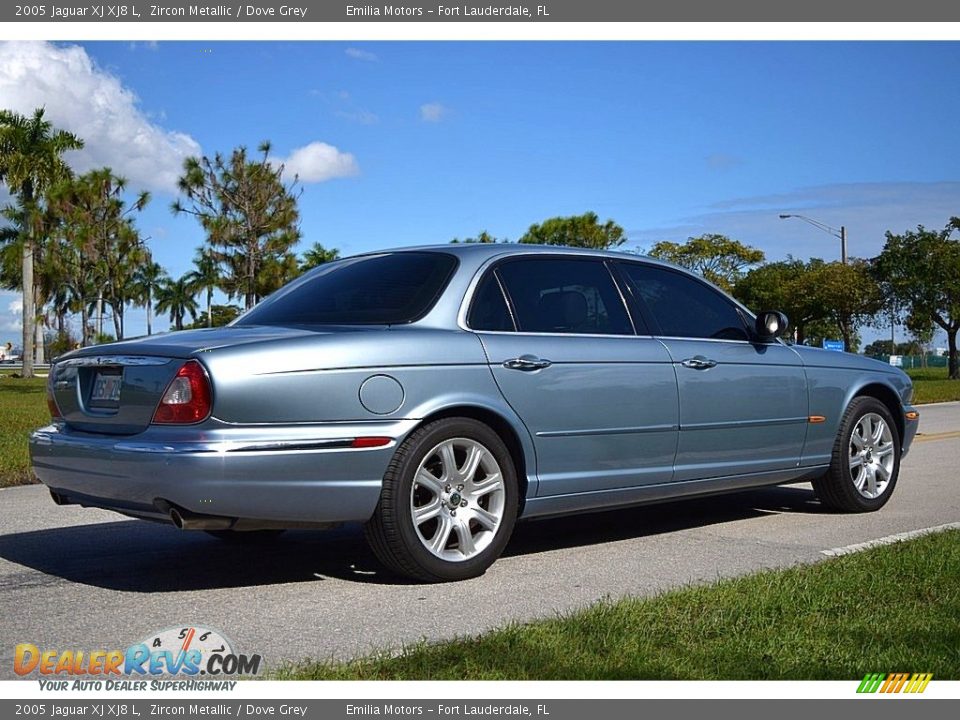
[364,418,519,582]
[813,396,901,512]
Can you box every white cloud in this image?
[345,47,378,62]
[331,90,378,125]
[420,102,449,123]
[336,109,379,125]
[1,294,22,338]
[271,142,359,183]
[0,41,200,194]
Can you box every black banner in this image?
[4,0,960,23]
[0,700,959,720]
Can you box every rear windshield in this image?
[235,252,458,326]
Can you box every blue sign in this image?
[822,339,845,352]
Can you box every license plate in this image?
[91,372,122,404]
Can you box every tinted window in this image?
[619,263,750,341]
[236,252,457,326]
[497,258,632,335]
[467,272,515,331]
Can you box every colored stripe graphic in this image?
[857,672,932,693]
[907,673,933,693]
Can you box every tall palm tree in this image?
[185,248,220,328]
[133,261,168,336]
[0,108,83,376]
[154,274,199,332]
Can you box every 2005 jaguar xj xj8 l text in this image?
[30,245,919,581]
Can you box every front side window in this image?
[235,252,458,326]
[618,263,750,341]
[495,258,632,335]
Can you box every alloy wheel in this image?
[409,437,506,562]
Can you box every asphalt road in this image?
[1,403,958,678]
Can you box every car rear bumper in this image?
[29,420,416,526]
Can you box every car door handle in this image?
[681,356,717,370]
[503,355,552,371]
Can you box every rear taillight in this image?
[151,360,212,424]
[46,371,62,419]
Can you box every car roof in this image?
[358,242,677,267]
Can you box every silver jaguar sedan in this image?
[30,244,919,582]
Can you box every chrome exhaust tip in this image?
[168,506,233,531]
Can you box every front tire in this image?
[813,396,901,512]
[364,418,519,582]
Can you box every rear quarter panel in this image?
[199,327,539,493]
[201,328,487,423]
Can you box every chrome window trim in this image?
[466,329,652,340]
[457,252,651,338]
[456,250,785,346]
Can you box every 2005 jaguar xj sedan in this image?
[31,245,919,581]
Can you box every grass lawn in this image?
[0,376,48,487]
[907,366,960,404]
[278,529,960,680]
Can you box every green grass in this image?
[278,530,960,680]
[0,376,48,487]
[907,366,960,404]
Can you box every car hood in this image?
[789,344,903,374]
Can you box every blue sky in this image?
[1,40,959,343]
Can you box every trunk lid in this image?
[65,325,330,358]
[49,325,381,435]
[50,355,182,435]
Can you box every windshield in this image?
[235,251,458,326]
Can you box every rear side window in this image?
[496,258,632,335]
[618,262,750,341]
[467,272,515,331]
[236,252,457,326]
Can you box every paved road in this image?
[1,403,958,678]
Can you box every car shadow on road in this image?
[505,484,826,557]
[0,485,825,591]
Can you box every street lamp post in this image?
[779,214,847,264]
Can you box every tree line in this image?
[0,108,339,378]
[3,108,958,381]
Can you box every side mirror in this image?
[755,311,789,342]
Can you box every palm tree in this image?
[154,274,199,331]
[133,261,168,336]
[0,108,83,376]
[185,249,220,328]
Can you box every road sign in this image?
[822,339,845,352]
